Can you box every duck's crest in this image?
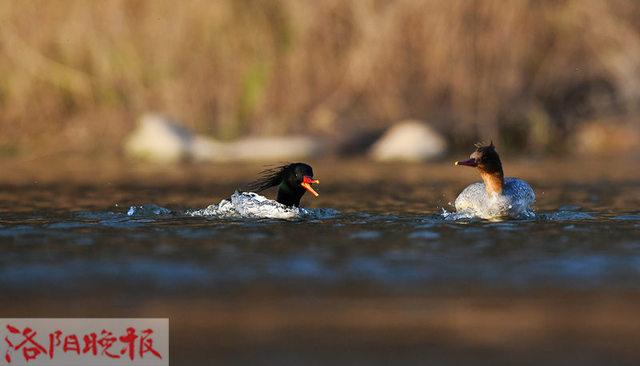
[474,140,495,150]
[245,163,291,192]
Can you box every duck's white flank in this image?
[455,177,535,219]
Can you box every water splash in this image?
[440,207,536,221]
[127,204,172,216]
[126,194,339,220]
[185,191,340,220]
[184,191,298,219]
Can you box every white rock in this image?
[189,136,227,161]
[125,114,324,162]
[124,114,193,162]
[226,136,323,161]
[369,120,447,161]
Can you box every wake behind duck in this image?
[186,190,310,219]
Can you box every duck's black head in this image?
[455,142,504,194]
[246,163,319,207]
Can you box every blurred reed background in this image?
[1,0,639,159]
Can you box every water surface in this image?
[1,159,639,365]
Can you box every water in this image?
[1,160,639,365]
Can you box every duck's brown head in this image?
[455,142,504,194]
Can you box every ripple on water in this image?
[542,211,597,221]
[407,230,439,239]
[45,222,94,229]
[0,259,215,290]
[557,205,582,211]
[612,213,640,221]
[348,231,381,240]
[440,208,536,221]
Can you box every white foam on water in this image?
[185,191,339,220]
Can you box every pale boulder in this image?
[124,114,193,162]
[125,114,324,162]
[226,136,323,161]
[190,136,227,162]
[369,120,447,161]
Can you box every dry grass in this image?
[1,0,639,157]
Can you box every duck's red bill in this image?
[301,176,320,196]
[455,158,478,167]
